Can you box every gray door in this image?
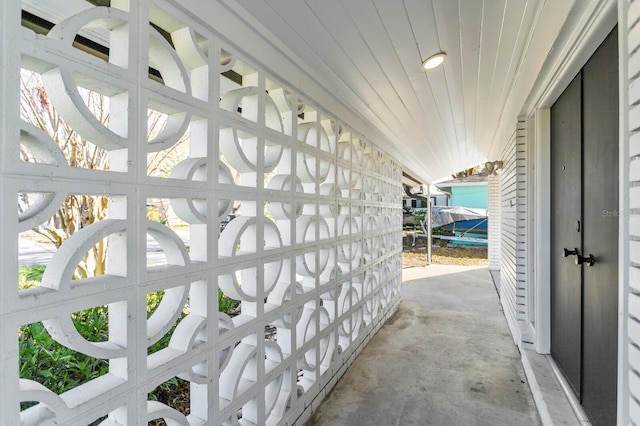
[550,71,582,396]
[550,28,618,426]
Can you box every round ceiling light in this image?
[422,52,446,70]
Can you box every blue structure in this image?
[450,185,488,209]
[435,173,488,245]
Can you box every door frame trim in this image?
[532,107,551,353]
[548,356,592,423]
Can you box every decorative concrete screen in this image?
[2,1,403,425]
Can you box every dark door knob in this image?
[563,248,579,258]
[575,254,595,266]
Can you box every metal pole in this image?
[427,184,432,266]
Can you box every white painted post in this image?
[427,184,432,266]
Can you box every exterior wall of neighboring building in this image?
[402,194,448,209]
[432,195,449,206]
[450,185,488,209]
[0,2,402,424]
[403,198,428,209]
[437,180,488,246]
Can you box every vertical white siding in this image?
[623,0,637,424]
[488,173,501,270]
[500,120,528,343]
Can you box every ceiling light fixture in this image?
[422,52,446,70]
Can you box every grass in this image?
[402,244,488,267]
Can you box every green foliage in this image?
[146,205,165,223]
[74,306,110,341]
[219,289,238,314]
[146,290,165,318]
[18,264,239,409]
[19,321,109,399]
[18,264,46,289]
[148,376,187,402]
[414,210,426,225]
[432,226,449,236]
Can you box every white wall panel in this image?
[500,120,528,344]
[625,0,639,423]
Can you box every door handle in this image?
[563,248,579,258]
[575,254,596,266]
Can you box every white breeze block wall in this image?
[0,1,403,424]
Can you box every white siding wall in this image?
[488,173,501,270]
[500,120,528,343]
[623,0,636,423]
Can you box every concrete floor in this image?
[306,265,541,426]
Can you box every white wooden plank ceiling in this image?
[230,0,541,182]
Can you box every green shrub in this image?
[18,264,46,289]
[432,226,447,235]
[19,319,109,399]
[219,289,237,314]
[18,264,239,410]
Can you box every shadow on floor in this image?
[306,265,540,426]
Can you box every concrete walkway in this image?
[307,265,540,426]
